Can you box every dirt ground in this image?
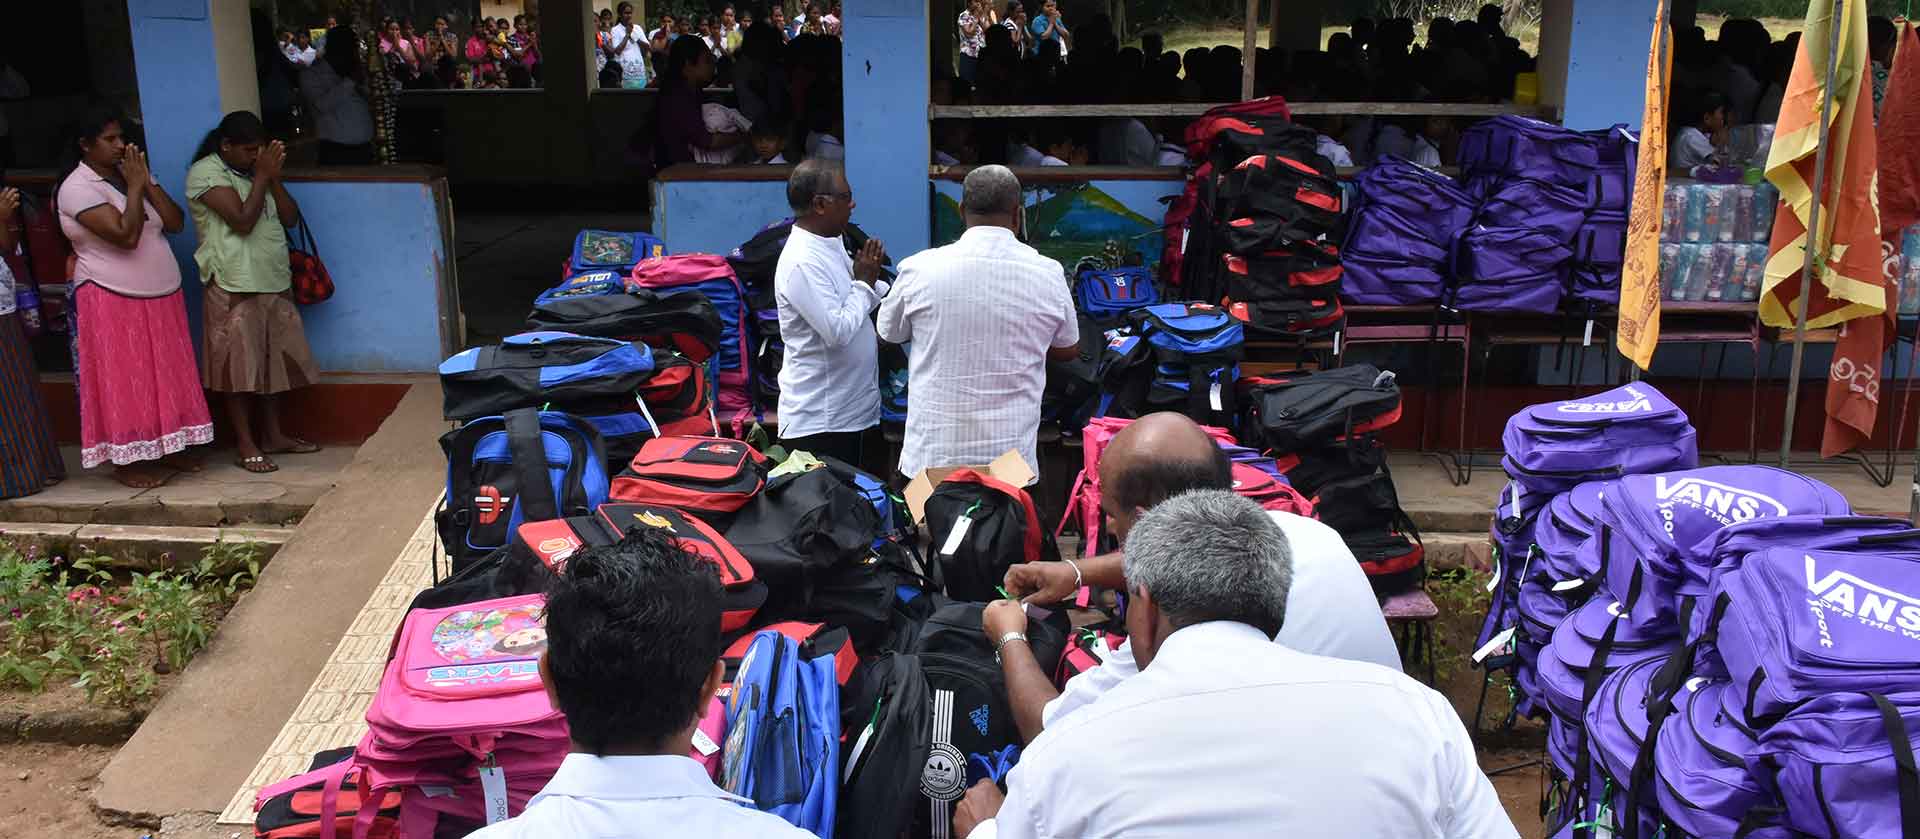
[0,743,129,839]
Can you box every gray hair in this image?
[1121,490,1292,637]
[787,159,845,212]
[961,165,1022,216]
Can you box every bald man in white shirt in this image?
[960,491,1516,839]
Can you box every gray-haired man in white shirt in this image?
[958,490,1516,839]
[877,165,1078,481]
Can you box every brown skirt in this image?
[200,283,319,394]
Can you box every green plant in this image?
[1424,564,1493,685]
[0,538,261,706]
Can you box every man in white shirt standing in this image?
[775,159,888,467]
[959,490,1516,839]
[877,165,1077,482]
[467,526,814,839]
[995,412,1401,741]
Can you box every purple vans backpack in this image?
[1354,157,1479,243]
[1654,677,1790,839]
[1502,382,1699,495]
[1707,545,1920,725]
[1753,690,1920,839]
[1339,250,1447,306]
[1457,116,1603,190]
[1582,654,1669,835]
[1451,225,1572,313]
[1603,466,1851,634]
[1478,179,1595,244]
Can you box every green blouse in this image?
[186,154,291,294]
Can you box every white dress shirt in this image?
[466,753,815,839]
[775,225,888,438]
[976,622,1517,839]
[1044,511,1404,727]
[877,226,1076,479]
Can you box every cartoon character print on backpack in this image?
[429,603,548,664]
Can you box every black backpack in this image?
[439,333,656,422]
[1276,438,1386,496]
[908,601,1071,838]
[524,289,724,363]
[1241,364,1403,453]
[1309,466,1426,595]
[725,467,884,613]
[924,471,1057,602]
[836,652,932,839]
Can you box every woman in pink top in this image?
[56,105,213,488]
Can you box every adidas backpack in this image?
[436,409,610,570]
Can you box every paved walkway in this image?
[91,380,449,823]
[0,445,354,527]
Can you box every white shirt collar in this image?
[532,753,749,806]
[957,225,1017,245]
[1148,620,1277,663]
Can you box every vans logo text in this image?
[1555,384,1653,414]
[1652,476,1789,528]
[1805,555,1920,643]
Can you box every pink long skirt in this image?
[73,283,214,469]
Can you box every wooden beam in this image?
[928,102,1553,118]
[1241,0,1258,101]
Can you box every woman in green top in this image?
[186,111,321,474]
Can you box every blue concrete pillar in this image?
[1543,0,1657,130]
[842,0,931,256]
[126,0,259,334]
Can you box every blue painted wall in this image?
[1563,0,1657,130]
[843,0,931,256]
[128,0,228,337]
[283,181,452,372]
[652,179,791,255]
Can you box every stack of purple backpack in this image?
[1480,382,1920,837]
[1449,116,1636,313]
[1341,157,1477,306]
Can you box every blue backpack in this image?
[435,408,610,571]
[722,629,841,837]
[1075,265,1158,323]
[1131,303,1245,427]
[438,331,656,421]
[566,229,665,278]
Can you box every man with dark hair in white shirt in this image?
[959,490,1516,839]
[774,159,888,467]
[994,412,1402,742]
[877,165,1077,481]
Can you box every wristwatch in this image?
[994,631,1029,664]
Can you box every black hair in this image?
[194,110,268,163]
[1107,444,1232,514]
[543,525,724,756]
[65,102,127,176]
[322,25,358,77]
[664,31,710,86]
[618,2,633,14]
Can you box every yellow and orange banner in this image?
[1617,0,1673,371]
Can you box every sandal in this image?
[236,455,280,474]
[265,438,321,455]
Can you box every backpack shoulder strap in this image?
[505,408,560,523]
[1872,693,1920,839]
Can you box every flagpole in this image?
[1779,0,1851,469]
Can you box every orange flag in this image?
[1759,0,1884,457]
[1616,0,1673,371]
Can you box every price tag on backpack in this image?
[1583,319,1595,348]
[1332,330,1342,356]
[692,727,720,757]
[940,515,973,556]
[1208,381,1223,412]
[478,757,510,825]
[843,720,878,783]
[1485,549,1501,592]
[1471,627,1516,664]
[1552,577,1587,592]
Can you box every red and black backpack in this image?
[509,502,767,632]
[923,469,1057,602]
[253,748,400,839]
[609,436,768,518]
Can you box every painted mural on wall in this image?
[932,180,1174,273]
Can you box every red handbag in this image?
[287,217,334,305]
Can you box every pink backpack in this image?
[257,594,730,837]
[628,255,756,432]
[1058,417,1237,559]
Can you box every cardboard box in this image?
[902,449,1036,525]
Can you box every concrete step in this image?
[0,522,295,573]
